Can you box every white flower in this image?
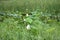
[26,24,31,30]
[26,14,29,17]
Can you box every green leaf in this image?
[25,18,33,23]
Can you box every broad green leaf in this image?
[25,18,33,23]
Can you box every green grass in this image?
[0,11,60,40]
[0,0,60,11]
[0,0,60,40]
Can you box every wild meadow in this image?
[0,0,60,40]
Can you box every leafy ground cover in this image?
[0,10,60,40]
[0,0,60,40]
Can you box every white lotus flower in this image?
[26,24,31,30]
[26,14,29,17]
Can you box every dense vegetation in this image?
[0,0,60,40]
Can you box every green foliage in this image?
[25,17,33,24]
[0,0,60,40]
[0,10,60,40]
